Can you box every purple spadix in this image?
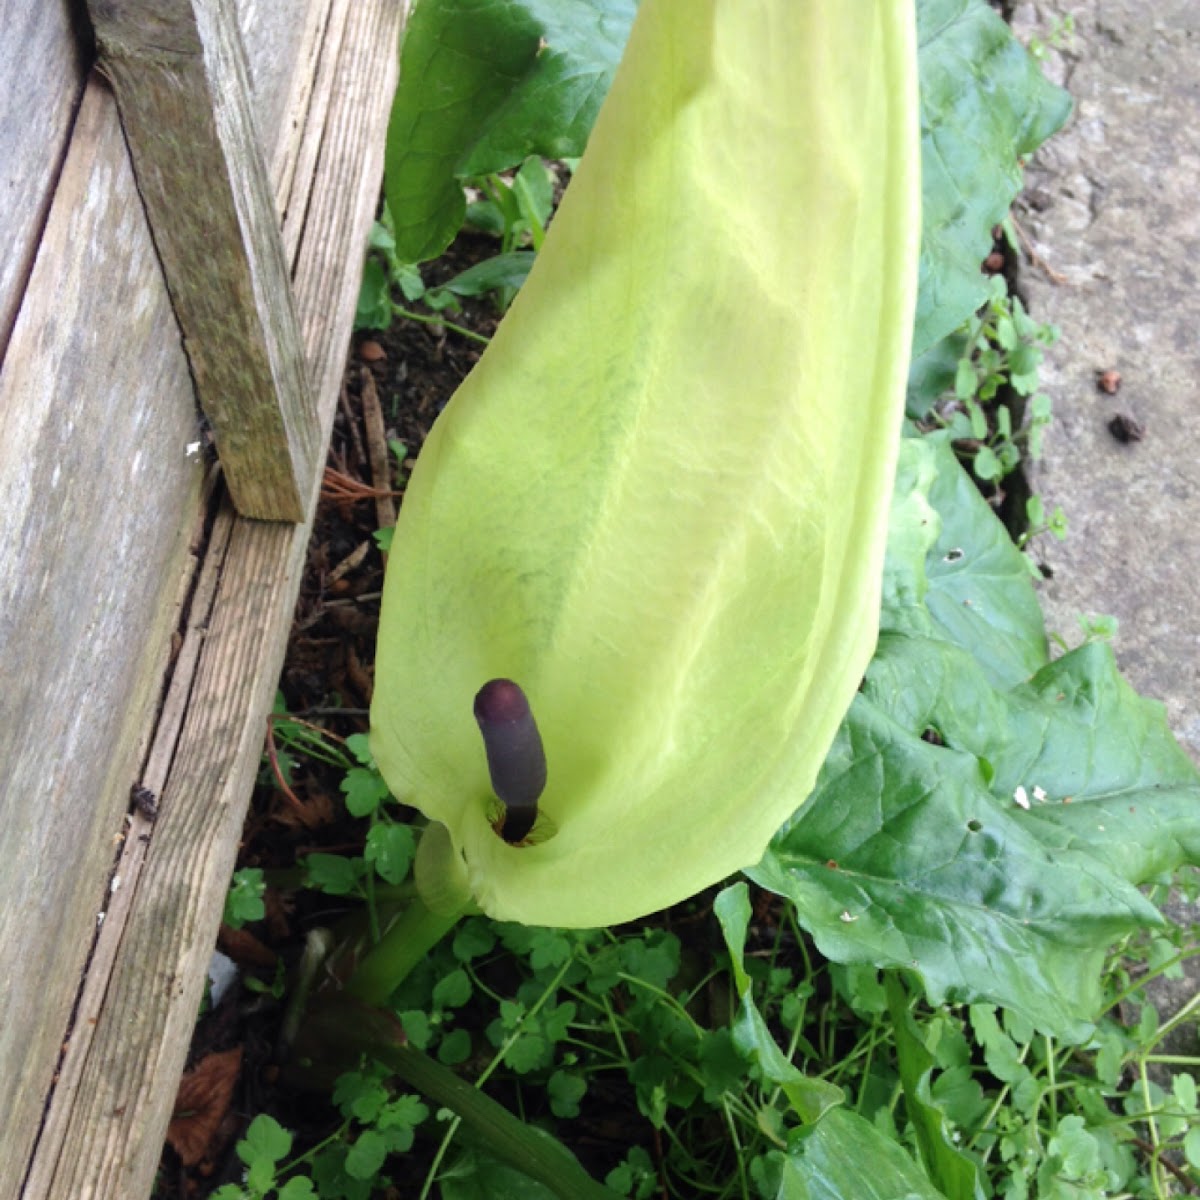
[473,679,547,844]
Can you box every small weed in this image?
[938,275,1060,489]
[224,868,267,931]
[1028,15,1077,61]
[356,158,557,339]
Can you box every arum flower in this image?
[370,0,920,927]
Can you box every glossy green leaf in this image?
[777,1107,948,1200]
[385,0,635,262]
[458,1,639,176]
[913,0,1071,356]
[876,437,1046,687]
[750,438,1200,1039]
[750,696,1154,1041]
[715,885,843,1125]
[884,974,985,1200]
[372,0,922,925]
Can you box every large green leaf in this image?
[750,439,1200,1040]
[457,0,640,176]
[372,0,921,926]
[884,975,985,1200]
[912,0,1071,357]
[385,0,636,261]
[751,696,1156,1042]
[714,885,843,1126]
[777,1107,948,1200]
[882,434,1047,686]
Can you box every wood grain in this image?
[0,83,207,1198]
[0,0,88,362]
[89,0,318,522]
[0,0,318,1173]
[22,2,404,1195]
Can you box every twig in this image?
[1130,1135,1199,1193]
[338,381,368,471]
[1009,212,1068,284]
[264,713,346,817]
[360,367,398,532]
[320,465,401,504]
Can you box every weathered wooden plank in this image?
[0,83,208,1199]
[89,0,319,522]
[0,0,322,1188]
[27,2,404,1195]
[18,500,234,1200]
[0,0,88,362]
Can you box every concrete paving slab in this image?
[1011,1,1200,763]
[1010,0,1200,1049]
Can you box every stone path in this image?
[1011,1,1200,763]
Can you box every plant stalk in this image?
[303,1000,622,1200]
[344,891,465,1005]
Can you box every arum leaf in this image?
[913,0,1071,356]
[750,697,1155,1042]
[751,438,1200,1040]
[779,1107,948,1200]
[715,885,842,1126]
[372,0,922,926]
[385,0,542,262]
[457,0,640,176]
[881,437,1046,687]
[385,0,636,262]
[883,974,985,1200]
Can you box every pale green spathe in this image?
[371,0,920,926]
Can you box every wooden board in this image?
[18,1,405,1195]
[0,0,396,1191]
[0,0,88,361]
[90,0,319,522]
[0,83,207,1197]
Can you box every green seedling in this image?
[225,867,267,930]
[1028,14,1077,61]
[942,276,1061,486]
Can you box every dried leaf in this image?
[167,1046,242,1166]
[218,925,279,969]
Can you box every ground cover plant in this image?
[181,1,1200,1198]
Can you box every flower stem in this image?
[344,822,475,1004]
[344,891,466,1005]
[304,1001,622,1200]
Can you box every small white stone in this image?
[207,950,240,1006]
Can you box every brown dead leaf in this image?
[218,925,279,969]
[167,1046,242,1166]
